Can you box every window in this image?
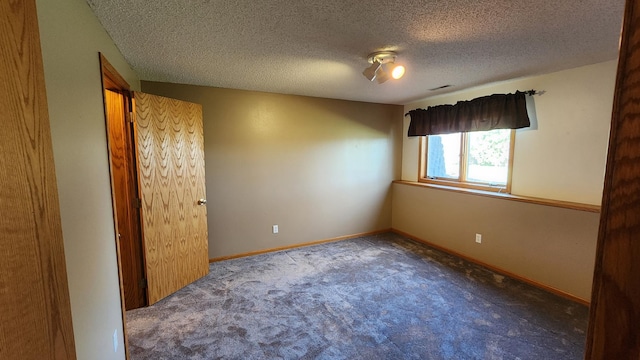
[419,129,515,193]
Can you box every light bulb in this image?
[391,65,405,79]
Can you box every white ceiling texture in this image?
[86,0,625,105]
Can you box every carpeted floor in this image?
[126,232,589,359]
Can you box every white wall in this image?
[403,60,617,205]
[36,0,140,359]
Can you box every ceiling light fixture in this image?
[362,51,405,83]
[362,60,381,81]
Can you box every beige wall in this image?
[403,60,616,205]
[395,60,617,300]
[141,82,403,258]
[392,183,600,301]
[36,0,140,359]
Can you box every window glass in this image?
[426,133,460,179]
[466,129,511,185]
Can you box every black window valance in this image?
[407,91,531,136]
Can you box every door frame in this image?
[99,52,140,360]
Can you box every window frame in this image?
[418,130,516,193]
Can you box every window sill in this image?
[393,180,601,213]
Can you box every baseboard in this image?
[391,229,590,306]
[209,229,391,263]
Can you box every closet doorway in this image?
[100,53,210,316]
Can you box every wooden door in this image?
[105,89,146,309]
[133,91,209,305]
[585,0,640,357]
[0,0,76,358]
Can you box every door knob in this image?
[197,199,207,206]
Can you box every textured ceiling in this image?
[86,0,624,105]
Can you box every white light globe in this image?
[391,65,405,79]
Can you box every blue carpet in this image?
[127,232,588,359]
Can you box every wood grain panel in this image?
[105,90,146,310]
[586,0,640,358]
[134,92,209,304]
[0,0,76,358]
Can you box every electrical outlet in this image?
[272,225,278,234]
[113,329,118,352]
[475,233,482,243]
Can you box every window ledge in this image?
[393,180,601,213]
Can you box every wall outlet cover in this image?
[475,233,482,243]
